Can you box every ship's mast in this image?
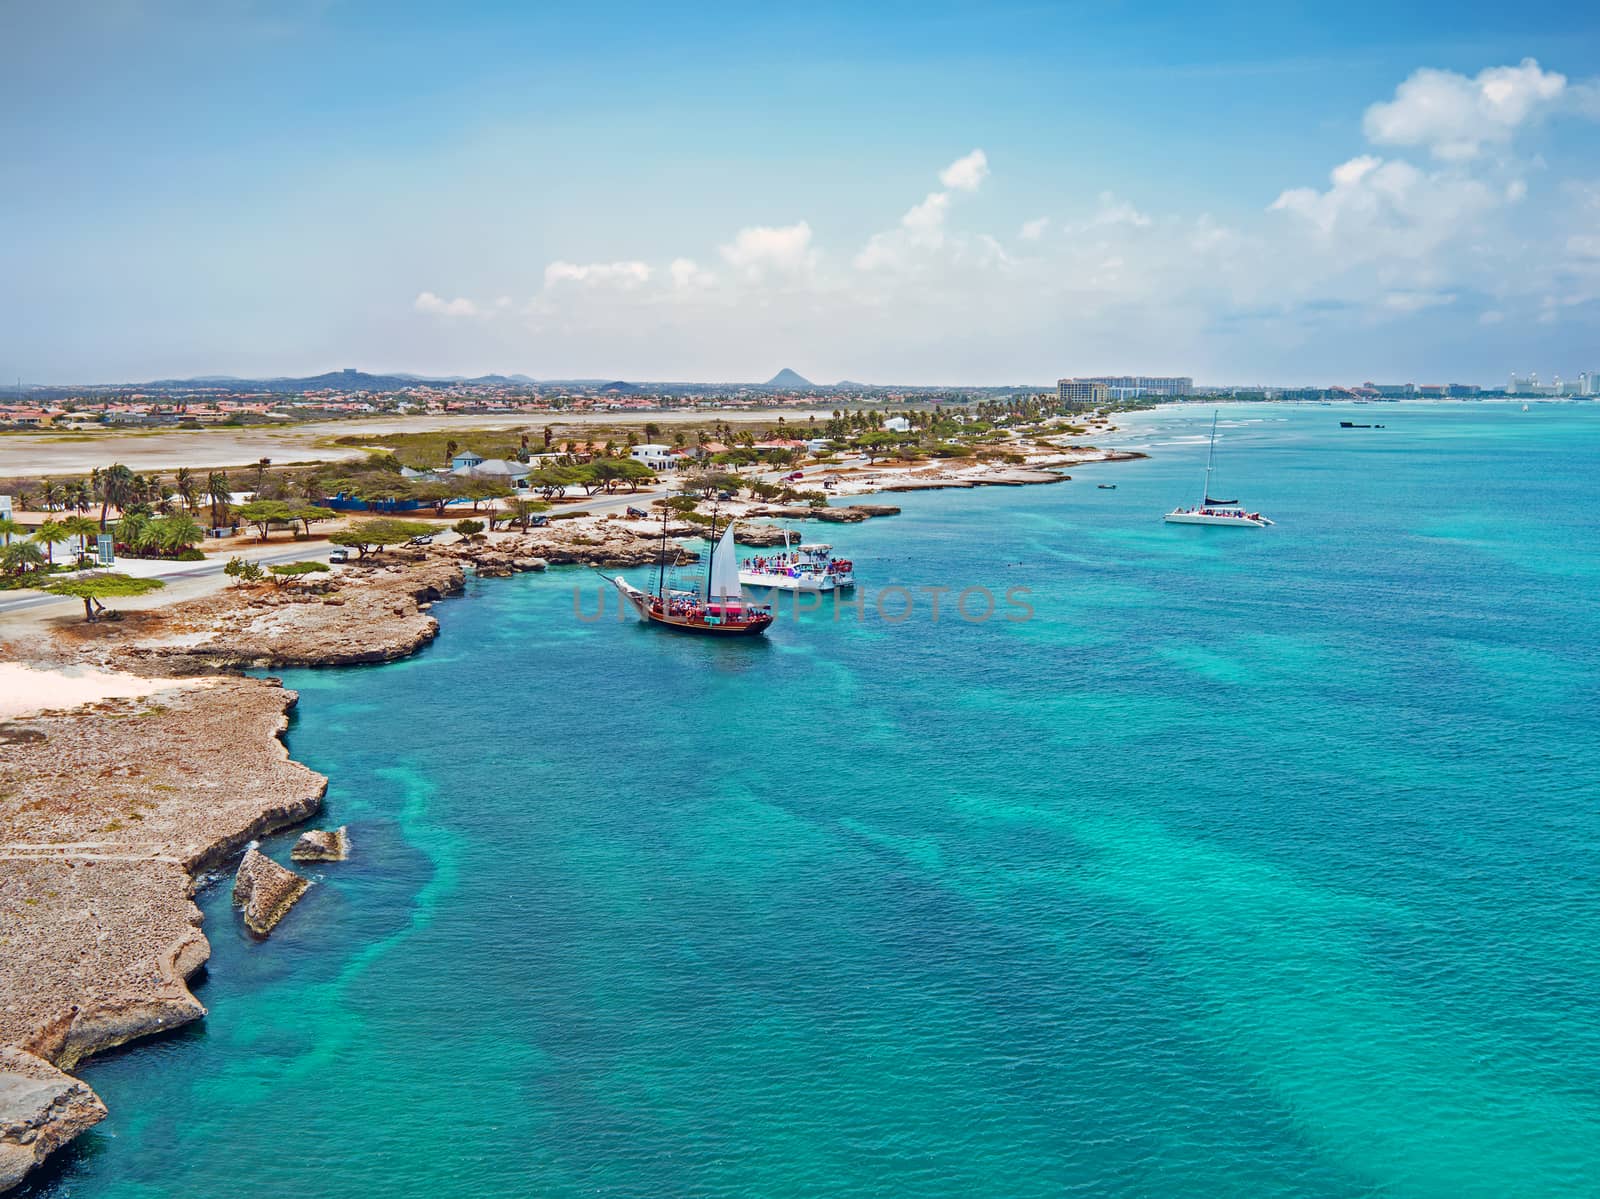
[655,500,669,598]
[703,494,720,602]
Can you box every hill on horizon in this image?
[763,368,815,389]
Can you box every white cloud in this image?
[543,261,651,288]
[1382,290,1457,312]
[939,149,989,192]
[1568,234,1600,259]
[1019,217,1050,241]
[719,221,816,279]
[1479,309,1505,325]
[669,257,714,289]
[1363,58,1567,160]
[902,191,951,237]
[1331,155,1382,187]
[1092,192,1152,228]
[1268,156,1498,256]
[414,291,480,318]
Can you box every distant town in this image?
[1,365,1593,430]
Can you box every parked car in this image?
[328,549,350,563]
[528,515,549,528]
[717,490,734,501]
[625,506,648,519]
[784,472,804,482]
[406,534,434,545]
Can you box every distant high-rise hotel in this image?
[1057,379,1110,409]
[1057,375,1191,408]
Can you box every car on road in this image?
[625,506,648,518]
[406,534,434,545]
[329,549,350,563]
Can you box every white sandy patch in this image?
[0,663,206,720]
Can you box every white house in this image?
[630,444,676,471]
[882,416,911,433]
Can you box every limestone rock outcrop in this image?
[233,849,309,935]
[731,525,798,547]
[745,504,901,522]
[290,826,349,862]
[0,1047,107,1194]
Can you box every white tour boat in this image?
[739,534,855,592]
[1164,411,1274,528]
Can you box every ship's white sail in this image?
[709,521,742,601]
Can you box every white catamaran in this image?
[1164,411,1274,528]
[738,532,855,592]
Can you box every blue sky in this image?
[4,0,1599,385]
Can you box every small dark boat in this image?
[1097,484,1117,490]
[1340,421,1372,429]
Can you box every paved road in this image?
[0,545,332,618]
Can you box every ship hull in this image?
[738,571,854,592]
[646,610,773,635]
[611,575,772,635]
[1164,511,1273,527]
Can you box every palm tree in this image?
[175,468,198,513]
[0,516,21,546]
[94,463,136,530]
[116,511,157,555]
[32,519,69,565]
[39,478,59,512]
[254,458,272,493]
[2,540,45,577]
[61,514,100,564]
[206,471,231,528]
[156,512,203,556]
[445,440,459,466]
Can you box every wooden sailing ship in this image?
[610,503,774,635]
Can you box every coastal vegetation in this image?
[111,511,205,559]
[232,500,337,542]
[267,561,332,587]
[327,518,434,557]
[41,571,165,621]
[224,556,265,585]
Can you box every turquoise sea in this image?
[31,403,1600,1198]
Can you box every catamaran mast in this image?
[1203,409,1218,504]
